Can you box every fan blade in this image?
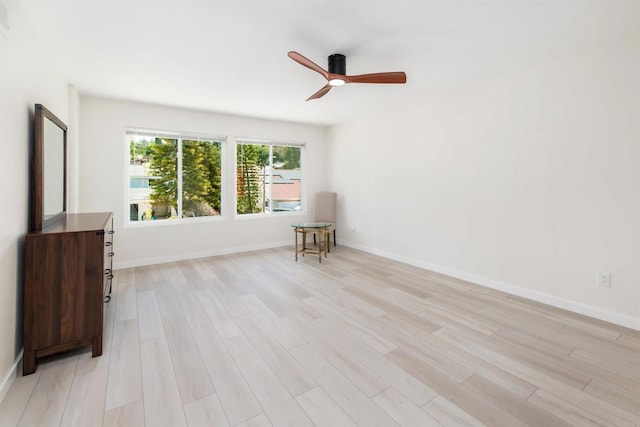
[306,84,332,101]
[288,51,329,79]
[345,72,407,84]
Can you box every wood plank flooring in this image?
[1,246,639,426]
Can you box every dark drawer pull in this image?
[108,230,115,235]
[105,268,112,275]
[105,242,112,247]
[108,252,115,257]
[107,274,114,280]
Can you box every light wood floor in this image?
[1,246,639,426]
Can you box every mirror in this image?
[32,104,67,231]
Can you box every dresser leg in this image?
[23,350,36,375]
[92,335,103,357]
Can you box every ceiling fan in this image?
[288,51,407,101]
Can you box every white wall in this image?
[78,97,327,268]
[328,39,640,329]
[0,1,69,400]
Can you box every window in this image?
[236,140,303,215]
[127,129,224,222]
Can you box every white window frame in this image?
[125,127,226,226]
[235,138,305,218]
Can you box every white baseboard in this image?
[343,241,640,332]
[110,237,639,331]
[113,240,291,270]
[0,350,22,405]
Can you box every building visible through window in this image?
[236,141,303,215]
[127,129,224,222]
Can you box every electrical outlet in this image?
[598,271,611,287]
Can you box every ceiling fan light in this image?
[329,78,345,87]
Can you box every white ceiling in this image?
[20,1,639,126]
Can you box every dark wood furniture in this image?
[23,212,114,375]
[32,104,67,231]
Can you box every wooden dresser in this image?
[23,212,114,375]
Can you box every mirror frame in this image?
[32,104,67,231]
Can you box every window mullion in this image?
[268,145,273,214]
[177,137,183,219]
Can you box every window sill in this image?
[125,214,225,229]
[234,211,307,220]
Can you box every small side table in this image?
[291,222,332,263]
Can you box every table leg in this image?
[294,228,298,261]
[302,230,307,254]
[325,229,328,258]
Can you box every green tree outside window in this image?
[128,133,222,220]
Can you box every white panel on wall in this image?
[0,1,9,38]
[0,0,69,404]
[327,39,640,328]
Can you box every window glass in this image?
[271,146,301,212]
[236,143,269,214]
[236,142,302,215]
[128,131,223,222]
[182,139,222,217]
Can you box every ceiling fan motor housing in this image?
[328,54,346,75]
